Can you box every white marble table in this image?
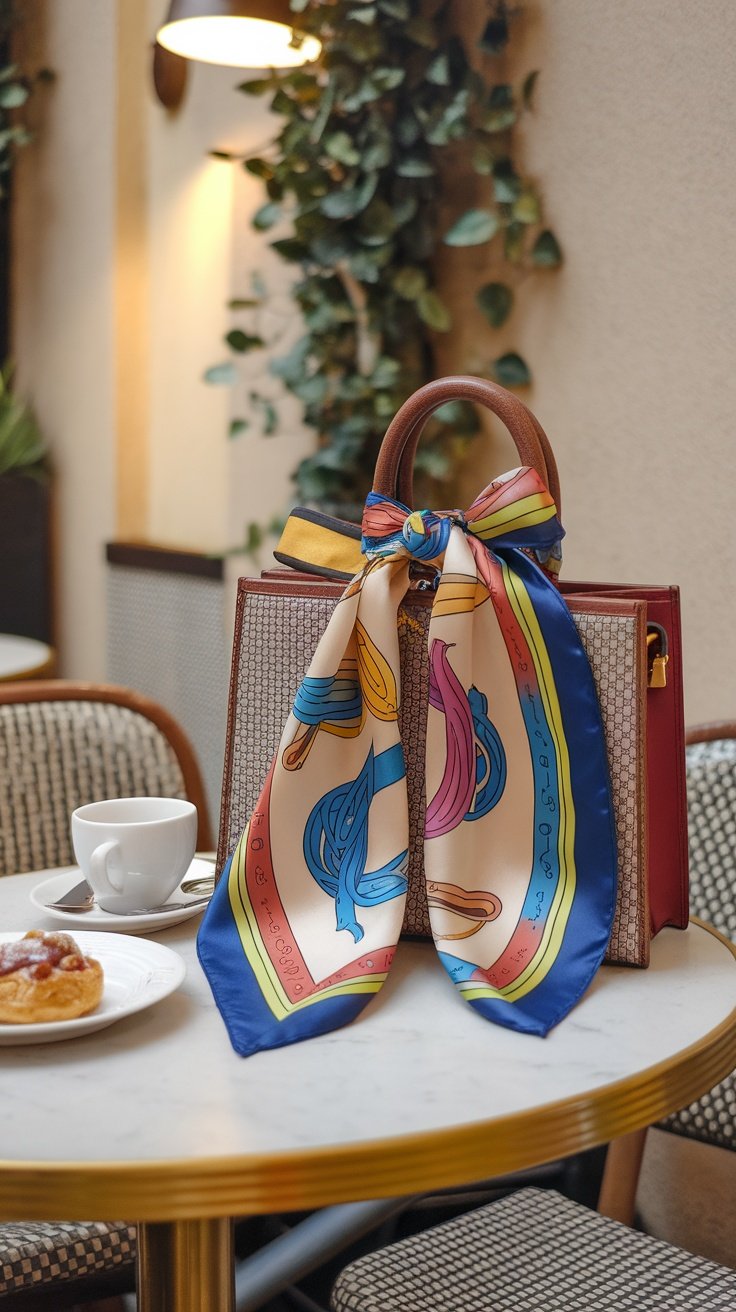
[0,633,55,681]
[2,868,736,1312]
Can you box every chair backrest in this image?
[684,721,736,941]
[0,680,213,877]
[661,721,736,1154]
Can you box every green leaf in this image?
[476,282,514,328]
[357,196,398,243]
[252,201,282,231]
[347,4,377,23]
[478,15,509,54]
[203,362,238,386]
[244,157,274,180]
[472,143,495,175]
[482,83,516,133]
[522,70,539,109]
[482,103,516,133]
[491,352,531,387]
[392,266,428,300]
[226,329,265,352]
[270,336,310,386]
[377,0,411,16]
[362,136,392,170]
[396,156,434,178]
[0,82,28,108]
[229,418,249,438]
[243,521,264,557]
[320,172,378,218]
[426,52,450,86]
[424,91,470,145]
[271,237,309,261]
[238,77,275,95]
[513,189,541,224]
[371,356,401,388]
[0,372,46,477]
[371,67,405,92]
[250,392,279,435]
[532,229,563,267]
[325,131,361,167]
[493,158,521,203]
[228,298,261,310]
[443,209,499,247]
[417,290,452,332]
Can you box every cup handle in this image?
[89,840,124,894]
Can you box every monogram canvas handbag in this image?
[216,377,688,976]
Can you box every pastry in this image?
[0,930,104,1023]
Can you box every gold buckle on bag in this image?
[646,623,669,688]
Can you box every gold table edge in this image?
[2,919,734,1221]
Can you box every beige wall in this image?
[483,0,736,722]
[13,0,117,680]
[12,0,736,720]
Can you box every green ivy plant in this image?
[214,0,561,522]
[0,0,51,196]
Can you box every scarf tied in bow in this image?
[198,467,617,1056]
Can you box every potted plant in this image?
[0,368,52,641]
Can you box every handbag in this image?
[217,377,688,968]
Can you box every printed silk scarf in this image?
[198,467,617,1056]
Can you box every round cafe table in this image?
[1,868,736,1312]
[0,632,55,681]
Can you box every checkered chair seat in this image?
[0,1219,136,1296]
[330,1188,736,1312]
[660,733,736,1154]
[0,696,188,877]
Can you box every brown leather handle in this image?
[373,375,562,514]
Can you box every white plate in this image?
[29,858,214,933]
[0,931,186,1045]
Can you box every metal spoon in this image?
[181,874,216,896]
[44,879,95,911]
[112,895,211,916]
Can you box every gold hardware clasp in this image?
[646,623,669,688]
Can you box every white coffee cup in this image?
[71,796,198,913]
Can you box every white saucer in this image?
[0,931,186,1045]
[29,859,214,934]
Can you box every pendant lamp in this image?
[156,0,321,70]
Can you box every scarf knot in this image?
[361,467,565,576]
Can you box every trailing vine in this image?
[0,0,51,195]
[213,0,561,523]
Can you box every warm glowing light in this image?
[157,16,321,68]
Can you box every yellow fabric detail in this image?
[470,493,556,540]
[277,515,365,576]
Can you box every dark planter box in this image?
[0,473,52,642]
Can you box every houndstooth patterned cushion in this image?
[0,699,187,877]
[661,735,736,1152]
[330,1188,736,1312]
[0,1220,136,1295]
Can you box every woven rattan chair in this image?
[330,722,736,1312]
[0,680,213,1307]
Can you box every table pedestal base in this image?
[137,1218,234,1312]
